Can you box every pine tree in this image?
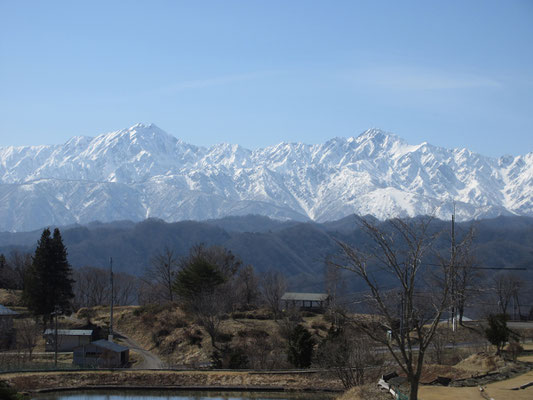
[287,324,315,368]
[22,228,74,326]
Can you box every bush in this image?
[161,337,181,355]
[217,332,233,343]
[173,318,188,329]
[185,329,203,347]
[287,324,315,368]
[0,380,22,400]
[485,314,511,355]
[506,341,523,361]
[302,311,317,318]
[212,345,250,369]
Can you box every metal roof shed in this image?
[74,339,129,368]
[43,329,93,352]
[281,292,330,310]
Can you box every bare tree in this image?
[73,266,108,308]
[429,327,453,365]
[189,287,231,348]
[261,270,287,320]
[7,250,32,290]
[113,272,138,306]
[453,226,480,325]
[331,217,450,400]
[144,247,180,303]
[235,265,260,309]
[317,325,383,388]
[493,273,522,318]
[16,318,40,361]
[73,266,138,309]
[325,261,348,323]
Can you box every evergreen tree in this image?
[287,324,315,368]
[485,313,511,355]
[173,258,226,301]
[22,228,74,326]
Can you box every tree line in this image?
[0,228,290,331]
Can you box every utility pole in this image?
[451,206,457,332]
[109,257,114,341]
[52,305,60,367]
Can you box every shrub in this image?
[485,314,510,355]
[0,380,22,400]
[217,332,233,343]
[173,318,188,329]
[185,329,203,347]
[506,341,523,361]
[212,345,250,369]
[287,324,315,368]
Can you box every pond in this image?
[32,390,337,400]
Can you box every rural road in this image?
[116,331,164,369]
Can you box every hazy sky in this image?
[1,0,532,157]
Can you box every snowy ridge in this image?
[0,123,531,231]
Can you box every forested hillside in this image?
[1,215,532,292]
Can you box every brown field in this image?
[1,369,343,393]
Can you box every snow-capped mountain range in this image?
[0,123,531,232]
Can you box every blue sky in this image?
[1,0,532,157]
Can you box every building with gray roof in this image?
[281,292,330,311]
[73,339,129,368]
[44,329,93,352]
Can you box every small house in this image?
[281,292,330,311]
[0,304,18,349]
[44,329,93,352]
[73,339,129,368]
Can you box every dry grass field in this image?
[2,369,343,392]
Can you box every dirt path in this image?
[116,331,164,369]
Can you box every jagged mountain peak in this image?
[101,122,178,145]
[0,124,531,231]
[355,127,403,143]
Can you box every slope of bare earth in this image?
[85,304,334,368]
